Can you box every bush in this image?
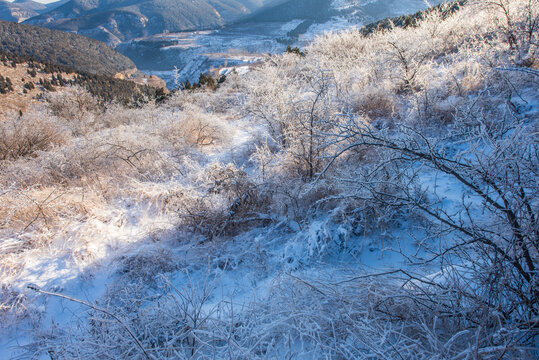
[160,104,231,147]
[23,82,35,91]
[0,75,13,94]
[166,162,269,239]
[0,112,67,161]
[44,86,101,135]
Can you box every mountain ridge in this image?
[24,0,277,45]
[0,0,69,22]
[0,0,46,22]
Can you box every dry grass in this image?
[0,111,67,161]
[160,104,232,147]
[118,247,177,282]
[0,1,537,358]
[165,162,270,239]
[0,62,75,121]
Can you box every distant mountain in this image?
[241,0,450,26]
[0,0,47,22]
[21,0,447,46]
[0,0,68,22]
[242,0,334,23]
[0,20,135,75]
[24,0,276,46]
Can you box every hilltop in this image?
[0,20,136,76]
[0,53,167,118]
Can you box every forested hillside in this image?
[0,1,537,358]
[0,51,166,117]
[0,20,135,75]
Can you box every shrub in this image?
[23,82,35,91]
[119,248,177,283]
[0,112,67,161]
[163,104,231,147]
[0,75,13,93]
[0,285,29,327]
[44,86,101,135]
[166,163,269,239]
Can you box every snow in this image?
[0,119,439,358]
[280,19,305,33]
[299,16,362,43]
[2,0,537,357]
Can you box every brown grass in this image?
[0,62,75,121]
[0,112,67,161]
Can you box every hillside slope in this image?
[0,0,537,359]
[0,20,135,75]
[24,0,276,45]
[0,52,166,120]
[242,0,334,23]
[241,0,445,26]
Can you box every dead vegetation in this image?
[1,0,538,358]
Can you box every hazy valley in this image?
[17,0,447,86]
[118,0,447,86]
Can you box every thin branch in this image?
[27,285,152,360]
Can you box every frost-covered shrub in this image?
[350,83,396,120]
[246,62,339,179]
[165,80,246,114]
[0,111,67,161]
[118,247,177,282]
[155,103,233,150]
[41,271,537,360]
[180,104,231,146]
[0,285,30,328]
[100,103,155,128]
[166,163,270,239]
[484,0,539,63]
[44,86,101,135]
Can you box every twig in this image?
[494,67,539,77]
[27,285,152,360]
[287,274,327,296]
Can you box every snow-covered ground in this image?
[1,0,537,358]
[0,123,403,358]
[0,106,483,358]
